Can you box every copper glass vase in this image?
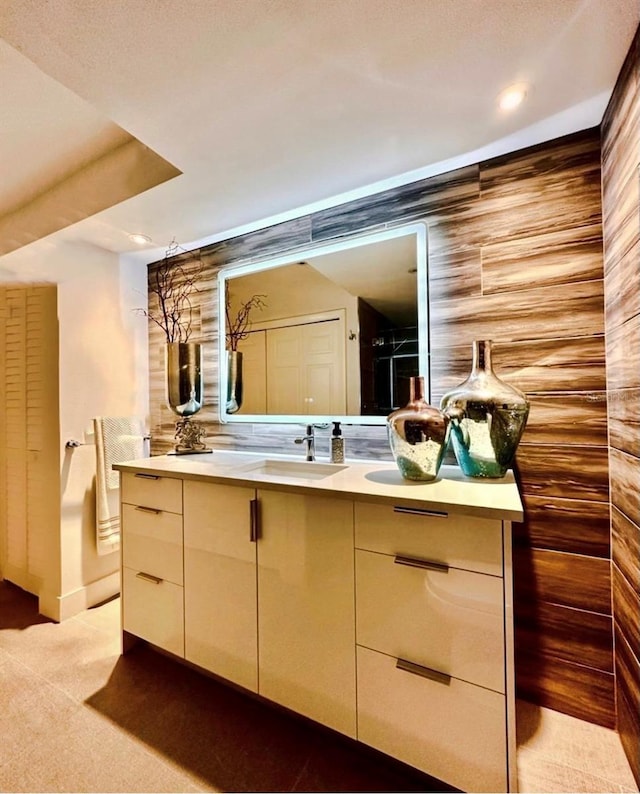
[440,340,529,478]
[387,376,450,481]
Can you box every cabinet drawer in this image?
[356,549,504,692]
[355,501,503,576]
[122,567,184,658]
[121,471,182,514]
[122,503,183,585]
[357,646,507,793]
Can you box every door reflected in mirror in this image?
[218,223,428,425]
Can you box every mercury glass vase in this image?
[440,340,529,479]
[387,376,450,481]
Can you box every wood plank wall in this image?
[148,127,613,727]
[602,26,640,784]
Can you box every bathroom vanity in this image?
[114,451,523,793]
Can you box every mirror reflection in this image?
[219,224,427,424]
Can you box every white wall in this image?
[0,235,149,619]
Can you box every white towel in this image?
[94,416,146,556]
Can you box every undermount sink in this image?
[238,459,348,480]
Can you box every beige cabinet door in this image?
[257,489,356,737]
[266,319,346,414]
[183,481,258,692]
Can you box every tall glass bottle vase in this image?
[387,375,450,481]
[440,340,529,478]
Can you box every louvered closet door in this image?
[0,286,59,593]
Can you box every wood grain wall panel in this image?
[430,280,604,348]
[427,247,482,302]
[482,224,603,295]
[615,625,640,784]
[521,392,608,447]
[516,651,615,729]
[602,30,639,182]
[606,314,640,393]
[612,506,640,597]
[515,601,613,672]
[613,562,640,659]
[602,169,640,270]
[610,447,640,527]
[513,547,611,614]
[608,387,640,458]
[200,217,312,268]
[310,165,479,241]
[430,336,607,400]
[516,445,609,503]
[513,495,610,558]
[605,239,640,331]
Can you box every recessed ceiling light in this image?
[128,233,152,245]
[498,84,528,112]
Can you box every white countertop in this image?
[114,449,524,521]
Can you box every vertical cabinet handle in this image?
[396,657,451,685]
[249,498,259,542]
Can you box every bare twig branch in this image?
[225,287,267,351]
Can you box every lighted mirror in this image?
[218,223,428,425]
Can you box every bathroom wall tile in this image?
[310,164,479,241]
[612,506,640,597]
[605,239,640,330]
[513,495,610,558]
[607,313,640,392]
[610,447,640,527]
[602,167,640,267]
[515,650,615,729]
[430,279,604,348]
[521,392,608,447]
[513,547,611,615]
[482,223,603,295]
[430,335,607,398]
[427,245,482,302]
[615,626,640,786]
[515,600,613,672]
[199,216,312,268]
[609,387,640,458]
[614,563,640,659]
[515,445,609,502]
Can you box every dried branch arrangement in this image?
[225,287,267,351]
[140,240,205,343]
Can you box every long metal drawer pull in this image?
[393,505,448,518]
[396,657,451,685]
[394,554,449,573]
[135,505,161,515]
[134,473,160,480]
[136,571,163,585]
[249,498,259,542]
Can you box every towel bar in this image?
[66,436,150,449]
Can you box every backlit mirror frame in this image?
[217,222,428,425]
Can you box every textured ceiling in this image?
[0,0,638,261]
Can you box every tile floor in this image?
[0,581,637,793]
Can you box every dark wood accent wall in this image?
[602,26,640,785]
[148,127,612,727]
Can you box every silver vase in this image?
[165,342,209,454]
[440,340,529,478]
[226,350,243,414]
[387,375,450,481]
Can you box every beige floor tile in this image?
[72,597,121,635]
[518,747,626,793]
[517,700,639,792]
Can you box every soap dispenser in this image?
[330,421,345,463]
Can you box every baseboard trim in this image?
[39,571,120,622]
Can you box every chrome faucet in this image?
[294,424,315,461]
